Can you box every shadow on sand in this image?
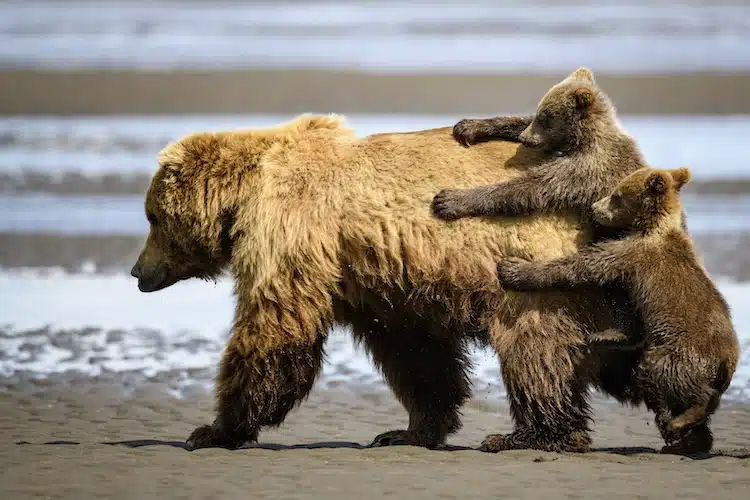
[14,439,750,460]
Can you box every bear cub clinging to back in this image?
[431,67,647,224]
[497,166,740,455]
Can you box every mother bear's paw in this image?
[186,424,250,451]
[478,433,512,453]
[480,430,591,453]
[369,429,442,449]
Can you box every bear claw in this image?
[370,430,438,449]
[431,189,469,221]
[186,424,244,451]
[452,119,481,147]
[479,433,510,453]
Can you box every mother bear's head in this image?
[130,132,240,292]
[130,114,346,293]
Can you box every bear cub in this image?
[497,166,740,455]
[431,67,648,224]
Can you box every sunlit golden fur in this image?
[132,113,635,452]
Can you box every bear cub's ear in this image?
[645,171,669,195]
[667,167,692,190]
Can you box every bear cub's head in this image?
[591,167,691,232]
[519,67,616,155]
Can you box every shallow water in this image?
[2,1,750,72]
[0,272,748,402]
[1,114,749,179]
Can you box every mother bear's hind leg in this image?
[346,307,472,449]
[484,309,593,453]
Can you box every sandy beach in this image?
[1,381,749,499]
[3,69,750,116]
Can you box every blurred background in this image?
[1,0,749,400]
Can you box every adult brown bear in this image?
[130,113,640,452]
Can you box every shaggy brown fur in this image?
[497,167,740,454]
[131,113,641,453]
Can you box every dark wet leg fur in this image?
[642,372,722,455]
[485,390,593,453]
[186,336,325,450]
[655,398,716,455]
[654,406,680,445]
[366,327,472,449]
[643,395,714,455]
[493,328,595,453]
[342,302,472,449]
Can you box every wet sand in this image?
[2,69,750,116]
[1,382,749,499]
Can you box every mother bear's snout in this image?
[129,244,175,293]
[130,261,142,279]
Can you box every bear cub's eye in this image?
[537,111,551,127]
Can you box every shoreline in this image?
[2,230,749,281]
[3,69,750,116]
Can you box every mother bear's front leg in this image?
[186,326,326,450]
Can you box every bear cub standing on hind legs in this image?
[497,167,740,455]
